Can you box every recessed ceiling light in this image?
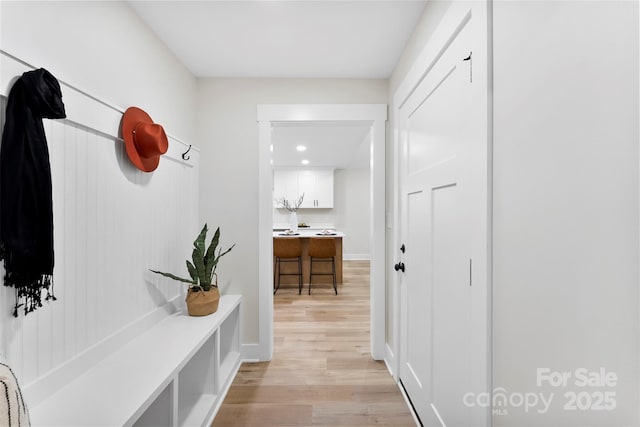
[296,145,307,152]
[301,159,309,165]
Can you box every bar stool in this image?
[308,237,337,295]
[273,238,303,295]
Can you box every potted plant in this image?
[151,224,235,316]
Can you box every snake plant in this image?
[150,224,235,291]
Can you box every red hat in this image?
[121,107,169,172]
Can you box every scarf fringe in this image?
[7,274,55,317]
[1,249,56,317]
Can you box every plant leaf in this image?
[210,243,235,282]
[192,247,207,286]
[204,227,221,282]
[193,224,208,260]
[152,224,233,291]
[206,227,221,263]
[186,260,198,282]
[149,269,195,284]
[216,244,235,262]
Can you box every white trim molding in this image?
[257,104,387,361]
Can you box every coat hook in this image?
[182,144,192,161]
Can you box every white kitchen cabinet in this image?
[297,169,334,208]
[273,169,334,209]
[273,169,299,207]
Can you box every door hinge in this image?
[469,258,472,286]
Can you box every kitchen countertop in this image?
[273,229,346,238]
[273,223,335,231]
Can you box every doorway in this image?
[257,104,387,361]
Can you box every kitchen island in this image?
[273,229,345,286]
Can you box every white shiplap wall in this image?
[0,66,199,389]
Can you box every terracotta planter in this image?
[185,286,220,316]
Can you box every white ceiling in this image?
[128,1,427,169]
[127,0,428,78]
[272,122,372,169]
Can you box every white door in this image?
[397,9,487,427]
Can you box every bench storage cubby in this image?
[28,295,242,427]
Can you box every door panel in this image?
[431,183,471,425]
[408,68,462,174]
[405,189,430,395]
[398,7,485,427]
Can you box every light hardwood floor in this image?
[212,260,416,427]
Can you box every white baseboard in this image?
[387,343,419,426]
[397,378,422,427]
[343,254,371,261]
[384,343,397,380]
[241,343,265,362]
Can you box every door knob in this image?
[394,262,405,273]
[400,244,405,253]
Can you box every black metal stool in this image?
[273,238,303,295]
[308,237,337,295]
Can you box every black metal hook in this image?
[181,144,192,161]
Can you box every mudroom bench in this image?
[27,294,242,427]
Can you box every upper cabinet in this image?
[274,169,334,209]
[297,169,334,208]
[273,169,299,205]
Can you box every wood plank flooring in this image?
[212,260,416,427]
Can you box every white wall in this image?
[196,78,387,343]
[0,1,197,142]
[389,1,639,425]
[334,168,370,259]
[0,0,200,392]
[272,206,336,228]
[493,1,639,425]
[388,0,454,96]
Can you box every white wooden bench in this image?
[27,295,242,427]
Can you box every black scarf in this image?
[0,68,66,316]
